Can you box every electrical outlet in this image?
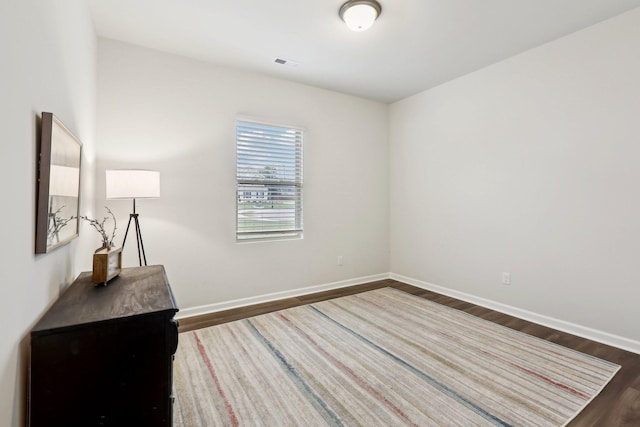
[502,272,511,286]
[337,256,343,266]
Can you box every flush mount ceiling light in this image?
[339,0,382,32]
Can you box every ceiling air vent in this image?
[274,57,299,67]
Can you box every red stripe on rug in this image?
[439,331,591,401]
[276,312,420,427]
[355,293,591,401]
[194,331,240,427]
[499,354,591,400]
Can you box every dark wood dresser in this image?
[29,265,179,427]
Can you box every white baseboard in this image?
[176,270,640,355]
[176,273,391,320]
[390,273,640,355]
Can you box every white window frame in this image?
[236,119,303,242]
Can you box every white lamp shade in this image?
[106,170,160,199]
[342,3,379,32]
[49,165,80,197]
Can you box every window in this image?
[236,120,303,241]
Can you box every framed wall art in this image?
[35,112,82,253]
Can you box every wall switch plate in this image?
[502,272,511,285]
[337,256,343,266]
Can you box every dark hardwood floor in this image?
[178,279,640,426]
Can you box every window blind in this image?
[236,120,303,241]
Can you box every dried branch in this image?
[76,206,118,249]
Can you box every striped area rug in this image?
[173,288,620,426]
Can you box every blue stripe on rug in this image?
[309,305,512,427]
[245,319,345,427]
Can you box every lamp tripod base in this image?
[122,212,147,266]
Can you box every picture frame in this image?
[35,112,82,253]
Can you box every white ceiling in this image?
[88,0,640,103]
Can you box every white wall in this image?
[96,39,389,310]
[390,8,640,348]
[0,1,96,426]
